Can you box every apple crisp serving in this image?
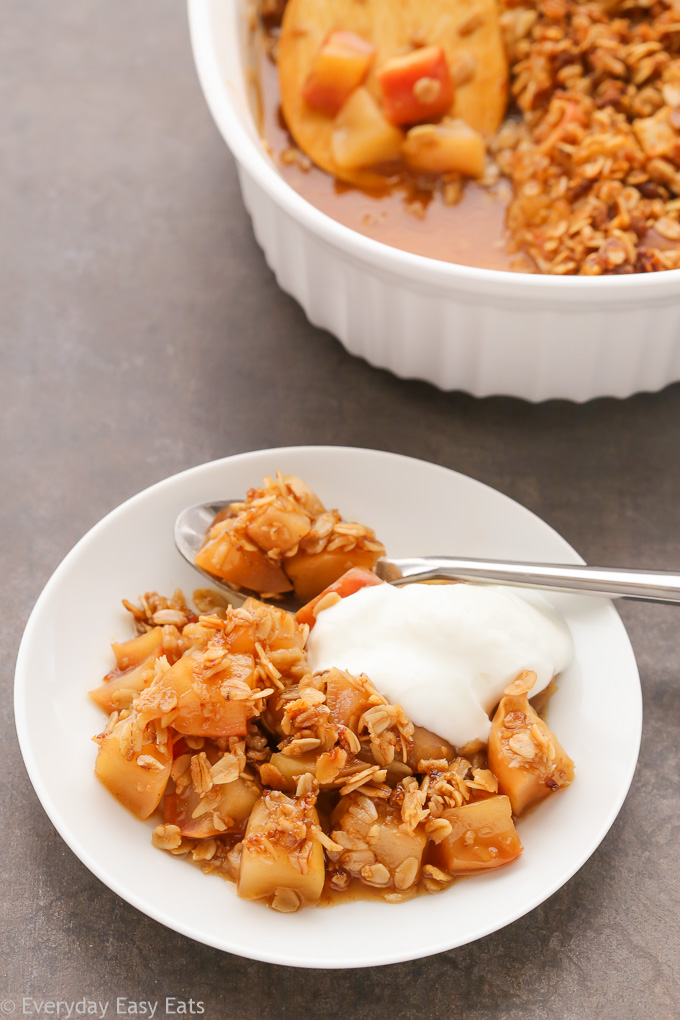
[91,475,574,912]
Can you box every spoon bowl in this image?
[174,500,303,612]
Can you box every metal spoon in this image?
[175,499,680,611]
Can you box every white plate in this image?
[15,447,642,968]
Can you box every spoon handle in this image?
[384,557,680,604]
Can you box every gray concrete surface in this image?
[2,2,679,1017]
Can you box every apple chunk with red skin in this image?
[285,540,384,602]
[378,46,454,126]
[303,30,376,116]
[295,566,383,628]
[133,652,250,739]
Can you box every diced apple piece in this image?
[264,752,318,790]
[238,794,325,908]
[303,30,376,116]
[408,726,455,768]
[295,567,383,628]
[282,475,326,517]
[245,502,311,555]
[239,598,308,660]
[488,690,574,816]
[112,627,163,671]
[217,606,259,657]
[331,796,427,889]
[177,700,248,739]
[378,45,454,126]
[431,795,522,873]
[216,776,262,824]
[264,749,360,790]
[324,667,372,730]
[164,793,212,838]
[164,776,261,838]
[402,119,486,177]
[167,667,250,739]
[89,653,159,714]
[195,529,292,594]
[529,677,558,717]
[95,718,172,819]
[134,653,249,739]
[384,757,414,787]
[371,810,427,878]
[331,87,403,170]
[286,543,384,603]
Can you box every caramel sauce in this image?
[252,36,517,271]
[318,873,420,908]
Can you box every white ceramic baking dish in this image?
[188,0,680,401]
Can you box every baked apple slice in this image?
[95,717,172,819]
[111,627,163,671]
[303,31,376,115]
[278,0,507,185]
[330,795,427,890]
[89,652,160,714]
[164,776,261,838]
[488,671,574,816]
[430,795,523,873]
[402,119,486,177]
[132,652,250,739]
[238,791,326,910]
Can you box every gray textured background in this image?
[3,2,679,1017]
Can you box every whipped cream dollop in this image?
[306,582,573,748]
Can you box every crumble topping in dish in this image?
[498,0,680,273]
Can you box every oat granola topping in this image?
[152,824,182,851]
[494,0,680,273]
